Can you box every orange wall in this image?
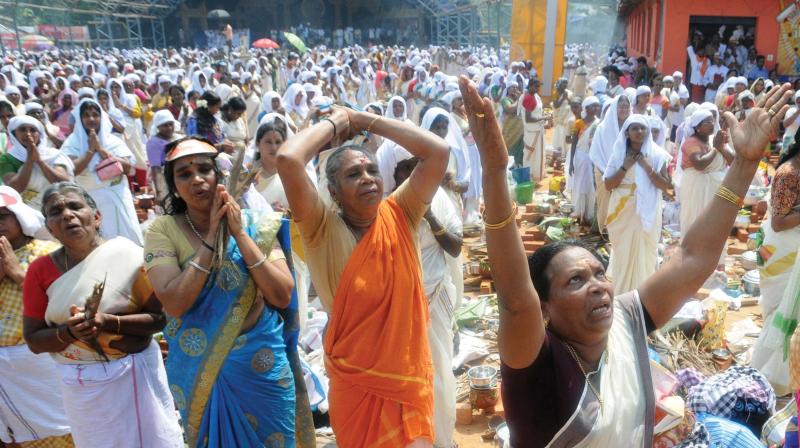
[626,0,662,66]
[626,0,780,74]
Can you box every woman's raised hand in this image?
[329,106,356,143]
[723,83,794,161]
[458,75,508,172]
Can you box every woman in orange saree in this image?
[277,106,449,447]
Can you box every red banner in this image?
[36,25,90,42]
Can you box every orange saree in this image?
[324,197,434,448]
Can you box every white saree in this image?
[0,344,71,444]
[44,237,183,447]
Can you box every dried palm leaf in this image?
[83,274,109,363]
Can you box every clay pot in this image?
[754,200,768,216]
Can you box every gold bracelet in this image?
[115,315,121,334]
[432,227,447,236]
[55,326,67,344]
[715,186,743,207]
[366,115,381,134]
[483,202,518,230]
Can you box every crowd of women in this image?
[0,38,796,448]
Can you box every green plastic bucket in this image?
[515,182,534,205]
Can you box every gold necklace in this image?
[184,212,205,242]
[564,342,604,410]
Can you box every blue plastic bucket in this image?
[511,166,531,184]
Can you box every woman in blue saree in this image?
[144,137,312,447]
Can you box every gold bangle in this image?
[715,186,743,207]
[483,202,518,230]
[115,315,121,334]
[366,115,381,134]
[432,227,447,236]
[718,186,743,206]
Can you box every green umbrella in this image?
[283,32,307,54]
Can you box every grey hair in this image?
[41,181,98,215]
[324,144,379,189]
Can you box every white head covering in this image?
[581,95,600,119]
[738,90,755,104]
[365,102,385,116]
[303,82,322,99]
[258,112,295,138]
[673,105,709,187]
[635,85,651,98]
[603,114,670,231]
[7,115,60,163]
[261,91,282,114]
[385,96,408,121]
[648,115,667,147]
[662,75,674,83]
[282,83,308,119]
[23,101,44,115]
[106,78,135,109]
[440,91,461,108]
[61,98,132,173]
[77,87,95,98]
[685,109,713,137]
[589,94,630,172]
[190,71,209,95]
[699,102,721,133]
[0,185,45,237]
[215,83,233,103]
[421,106,471,186]
[589,76,608,94]
[150,109,181,136]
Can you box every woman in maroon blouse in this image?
[457,77,794,447]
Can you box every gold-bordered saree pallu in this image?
[546,292,655,448]
[324,197,435,448]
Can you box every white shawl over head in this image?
[589,95,629,172]
[60,99,134,187]
[603,114,670,231]
[385,96,408,121]
[282,82,308,120]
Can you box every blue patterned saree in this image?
[164,211,311,448]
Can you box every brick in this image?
[456,402,473,425]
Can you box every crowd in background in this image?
[0,29,797,448]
